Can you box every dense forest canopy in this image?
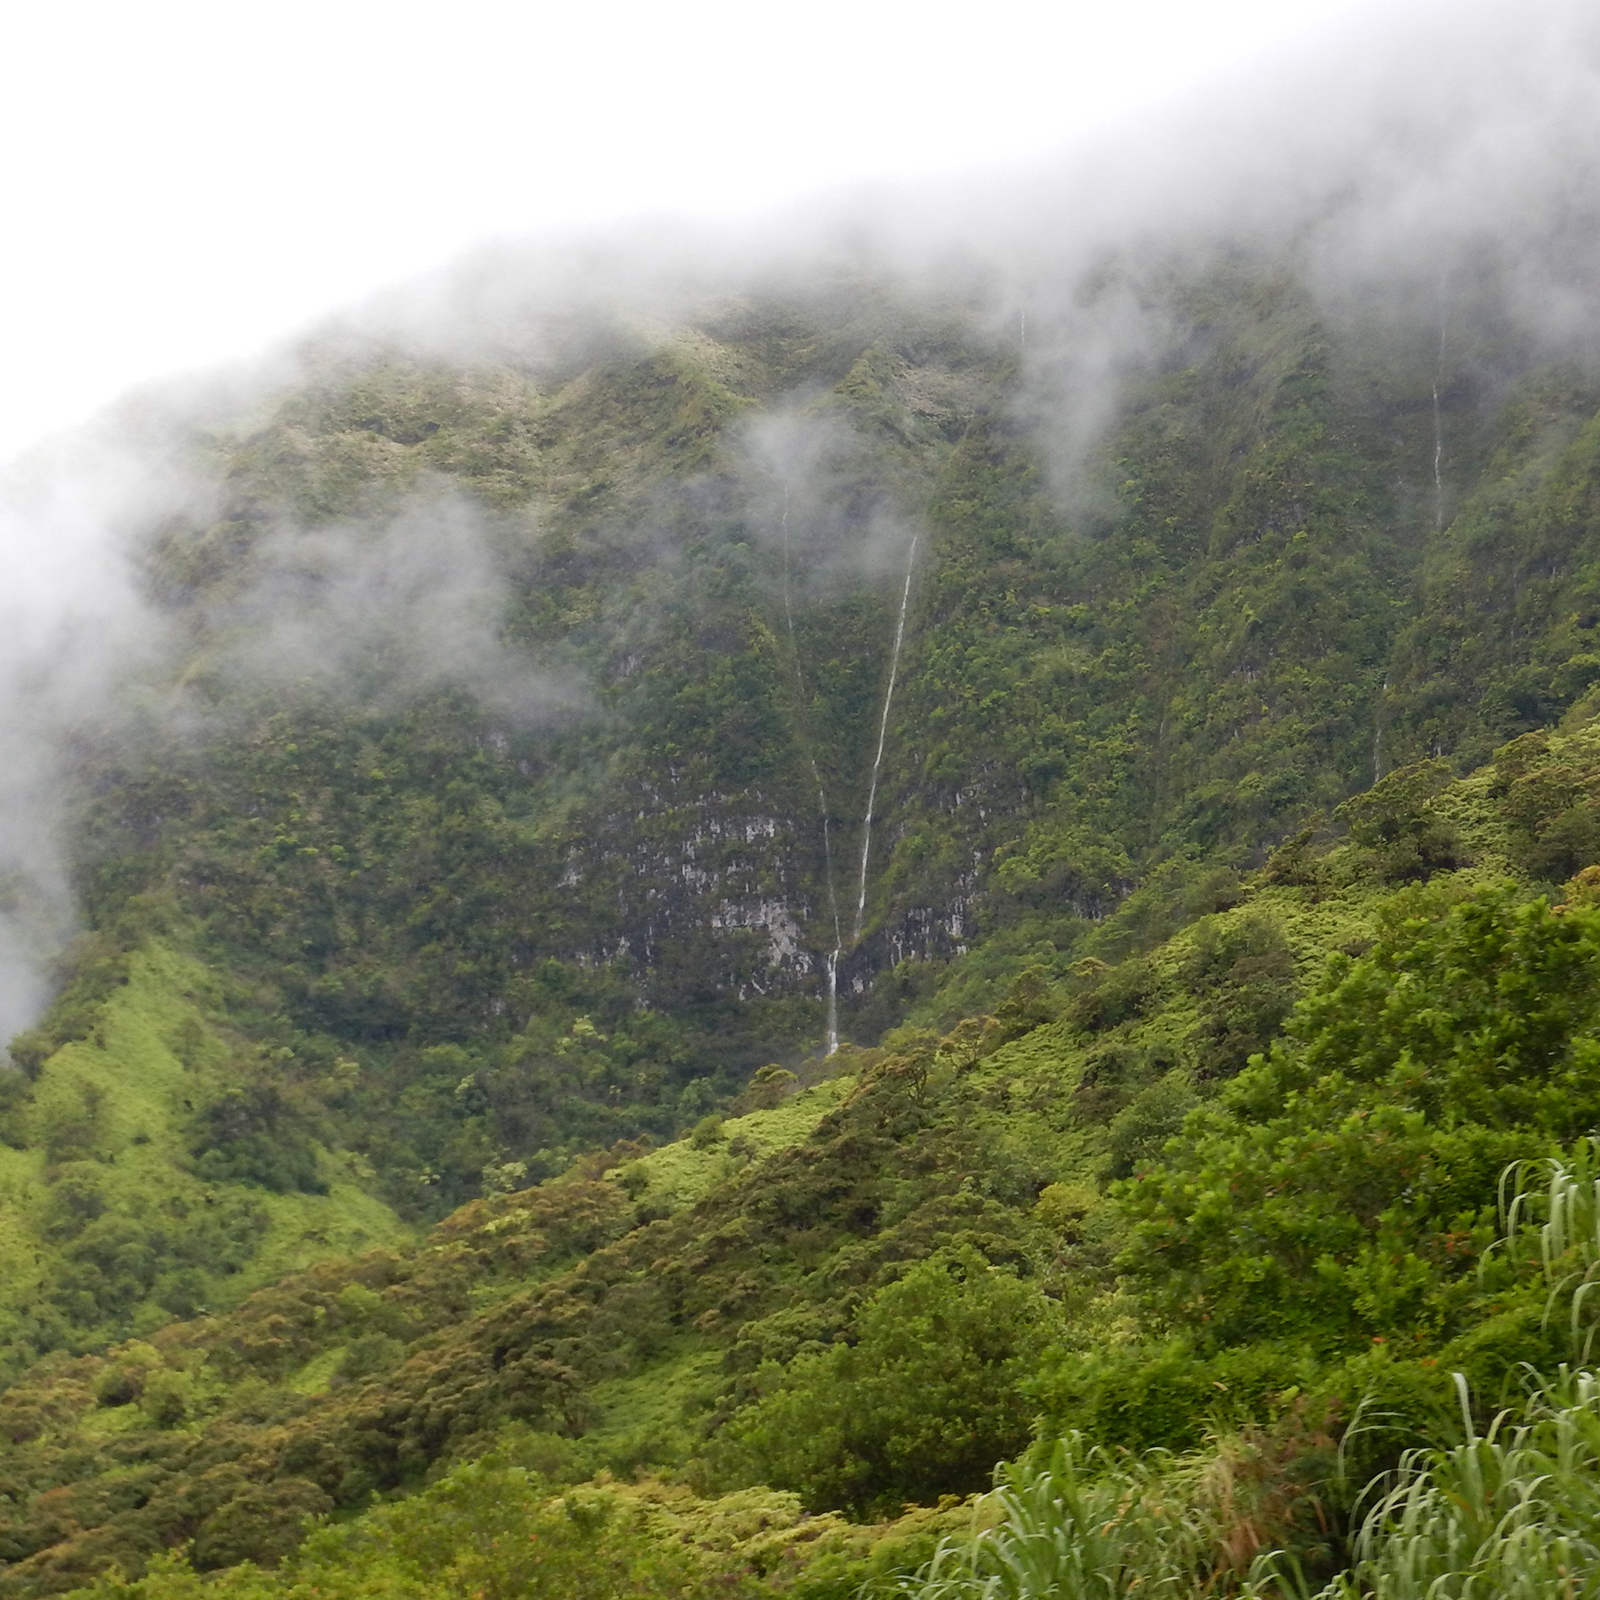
[3,9,1600,1596]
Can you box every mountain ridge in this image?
[5,238,1600,1593]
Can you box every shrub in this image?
[725,1249,1057,1517]
[879,1434,1208,1600]
[1335,761,1463,883]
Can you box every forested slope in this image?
[10,717,1600,1593]
[6,245,1600,1594]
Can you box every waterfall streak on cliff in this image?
[853,536,917,941]
[779,487,798,647]
[1431,382,1444,529]
[824,946,840,1055]
[815,756,843,1054]
[780,484,844,1052]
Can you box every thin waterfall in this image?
[1430,382,1445,531]
[824,946,840,1056]
[779,485,798,650]
[779,484,844,1053]
[853,535,918,941]
[817,768,843,1055]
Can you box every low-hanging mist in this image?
[196,492,578,724]
[13,10,1600,1589]
[0,0,1597,1052]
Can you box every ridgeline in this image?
[6,254,1600,1596]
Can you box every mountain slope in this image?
[1,248,1600,1518]
[12,707,1600,1588]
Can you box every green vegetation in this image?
[7,254,1600,1595]
[724,1249,1056,1516]
[0,942,409,1384]
[11,762,1600,1591]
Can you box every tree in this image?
[1120,885,1600,1347]
[725,1249,1056,1517]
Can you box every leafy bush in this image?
[1334,761,1462,883]
[1068,961,1158,1034]
[1032,1341,1316,1455]
[1182,916,1297,1080]
[1121,886,1600,1347]
[191,1082,327,1195]
[0,1068,30,1146]
[69,1460,756,1600]
[192,1481,333,1571]
[1103,1073,1199,1181]
[726,1250,1058,1517]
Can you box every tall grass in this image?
[880,1434,1209,1600]
[1496,1135,1600,1362]
[890,1383,1600,1600]
[1269,1371,1600,1599]
[889,1144,1600,1600]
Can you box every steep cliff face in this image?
[95,289,1005,1048]
[82,266,1600,1056]
[0,254,1578,1296]
[851,274,1440,994]
[0,242,1595,1390]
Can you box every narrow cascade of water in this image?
[824,946,840,1055]
[853,535,918,942]
[817,768,843,1053]
[815,772,841,932]
[779,486,798,646]
[1431,381,1445,529]
[779,483,844,1053]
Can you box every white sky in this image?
[0,0,1373,465]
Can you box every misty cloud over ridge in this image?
[317,0,1600,493]
[737,408,924,597]
[200,491,578,726]
[3,0,1600,1046]
[0,455,573,1053]
[0,425,183,1044]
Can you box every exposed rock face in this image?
[85,262,1600,1053]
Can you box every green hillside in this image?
[6,246,1600,1595]
[10,723,1600,1593]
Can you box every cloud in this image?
[308,3,1600,514]
[736,406,919,596]
[0,422,182,1045]
[0,439,573,1052]
[984,0,1600,480]
[5,0,1600,1042]
[203,491,577,726]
